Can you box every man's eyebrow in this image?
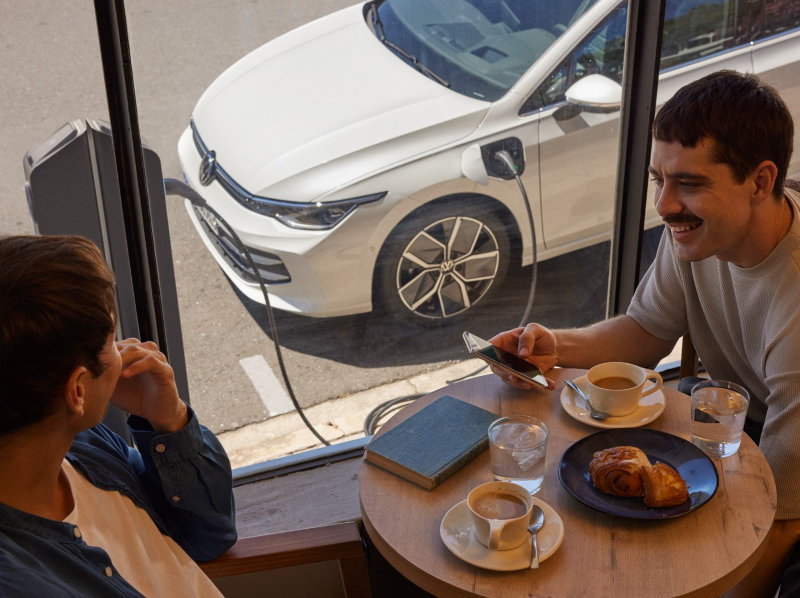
[647,166,711,182]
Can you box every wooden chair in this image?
[679,332,699,380]
[199,521,372,597]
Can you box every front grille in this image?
[192,204,291,285]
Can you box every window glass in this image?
[524,5,627,112]
[115,0,632,469]
[0,4,108,238]
[133,0,796,469]
[764,0,800,36]
[374,0,599,101]
[645,0,800,372]
[660,0,736,70]
[527,0,800,115]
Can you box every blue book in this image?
[363,395,498,490]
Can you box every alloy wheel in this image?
[395,216,500,319]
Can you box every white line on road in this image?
[239,354,294,417]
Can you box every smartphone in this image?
[463,331,548,388]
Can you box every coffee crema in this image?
[593,376,637,390]
[471,491,528,520]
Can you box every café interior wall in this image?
[211,560,345,597]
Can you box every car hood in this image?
[192,4,489,202]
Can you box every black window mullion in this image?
[93,0,168,357]
[607,0,667,317]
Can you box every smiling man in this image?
[0,235,236,597]
[490,70,800,596]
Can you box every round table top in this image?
[359,369,777,598]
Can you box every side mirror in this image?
[564,74,622,114]
[461,144,489,186]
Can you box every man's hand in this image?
[112,339,189,434]
[489,324,558,390]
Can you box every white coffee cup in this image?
[467,481,533,551]
[586,362,663,417]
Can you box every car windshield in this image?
[370,0,600,101]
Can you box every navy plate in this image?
[558,428,719,519]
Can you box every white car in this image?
[178,0,800,322]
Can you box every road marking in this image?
[239,354,294,417]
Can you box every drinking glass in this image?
[488,415,548,494]
[690,380,750,457]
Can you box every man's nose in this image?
[655,183,681,218]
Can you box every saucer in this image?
[439,497,564,571]
[560,375,665,429]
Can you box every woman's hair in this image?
[0,235,117,435]
[653,70,794,198]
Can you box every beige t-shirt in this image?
[62,459,223,598]
[628,190,800,520]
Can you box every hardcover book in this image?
[363,394,498,491]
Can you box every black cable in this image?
[495,150,539,330]
[168,153,539,441]
[164,179,330,446]
[362,394,423,437]
[362,151,540,435]
[361,358,495,435]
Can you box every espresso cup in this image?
[586,362,663,417]
[467,481,533,551]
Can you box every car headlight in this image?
[247,192,386,230]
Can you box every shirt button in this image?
[105,567,113,577]
[172,496,181,502]
[156,444,166,453]
[73,527,82,538]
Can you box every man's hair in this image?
[0,235,117,435]
[653,70,794,198]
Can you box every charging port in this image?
[480,137,525,180]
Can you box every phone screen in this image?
[463,331,548,387]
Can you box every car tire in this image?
[375,199,513,326]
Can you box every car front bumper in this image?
[177,125,379,317]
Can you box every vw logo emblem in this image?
[199,150,217,186]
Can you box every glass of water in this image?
[690,380,750,457]
[488,415,548,494]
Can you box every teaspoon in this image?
[528,505,545,569]
[565,379,611,420]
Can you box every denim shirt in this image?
[0,406,237,597]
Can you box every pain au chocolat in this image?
[588,446,689,508]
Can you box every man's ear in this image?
[751,160,779,204]
[64,366,89,417]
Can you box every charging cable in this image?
[165,179,331,446]
[364,149,540,433]
[495,149,539,328]
[168,151,539,441]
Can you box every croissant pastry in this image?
[641,462,690,507]
[588,446,651,498]
[589,446,689,508]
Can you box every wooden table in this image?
[359,369,777,598]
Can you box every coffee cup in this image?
[467,481,533,550]
[586,362,663,417]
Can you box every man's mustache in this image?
[663,214,703,225]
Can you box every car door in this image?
[534,2,628,253]
[528,0,753,255]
